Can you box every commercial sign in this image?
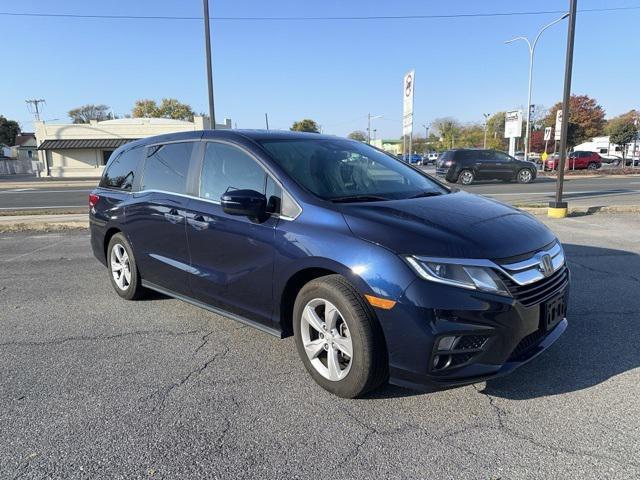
[544,126,552,141]
[504,110,522,138]
[402,70,415,136]
[554,110,563,140]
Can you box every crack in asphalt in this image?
[0,329,203,348]
[472,384,640,471]
[141,343,231,412]
[193,329,215,356]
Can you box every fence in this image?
[0,158,37,176]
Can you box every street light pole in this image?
[367,113,383,144]
[483,113,491,149]
[202,0,216,129]
[549,0,578,218]
[506,12,568,162]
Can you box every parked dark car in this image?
[545,151,602,171]
[436,149,537,185]
[90,131,568,398]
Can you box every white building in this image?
[35,116,231,177]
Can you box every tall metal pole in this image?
[483,113,490,149]
[203,0,216,129]
[506,13,568,162]
[367,113,371,143]
[550,0,577,217]
[265,113,269,130]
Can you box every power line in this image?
[0,6,639,22]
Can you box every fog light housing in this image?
[437,335,457,351]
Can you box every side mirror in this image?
[221,189,267,219]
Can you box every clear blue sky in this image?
[2,0,639,138]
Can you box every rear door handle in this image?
[164,209,184,224]
[187,215,210,231]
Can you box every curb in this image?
[516,205,640,216]
[0,214,88,233]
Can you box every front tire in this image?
[517,168,534,184]
[587,162,598,170]
[293,275,387,398]
[107,233,146,300]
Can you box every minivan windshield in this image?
[259,138,448,202]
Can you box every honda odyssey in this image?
[90,130,568,398]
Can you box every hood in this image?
[338,191,556,259]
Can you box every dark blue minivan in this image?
[90,130,568,398]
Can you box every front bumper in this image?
[375,273,570,392]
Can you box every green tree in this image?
[0,116,20,145]
[544,95,606,148]
[290,119,320,133]
[485,112,508,150]
[347,130,367,141]
[68,104,112,124]
[609,120,638,166]
[132,98,195,121]
[605,110,638,136]
[431,117,461,150]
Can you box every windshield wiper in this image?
[330,194,389,203]
[407,191,443,199]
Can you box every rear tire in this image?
[107,233,146,300]
[458,169,475,185]
[293,275,387,398]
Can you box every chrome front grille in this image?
[498,265,569,307]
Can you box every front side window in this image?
[200,142,267,202]
[259,138,447,201]
[142,142,194,194]
[100,146,143,191]
[493,151,513,162]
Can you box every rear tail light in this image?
[89,193,100,208]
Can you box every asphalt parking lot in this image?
[1,214,639,479]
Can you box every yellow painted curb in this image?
[547,207,568,218]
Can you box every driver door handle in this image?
[164,209,184,224]
[187,215,211,231]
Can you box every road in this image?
[1,174,638,211]
[1,215,639,478]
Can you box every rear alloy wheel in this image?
[458,169,475,185]
[107,233,146,300]
[293,275,387,398]
[587,162,598,170]
[517,168,533,184]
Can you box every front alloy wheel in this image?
[517,168,533,184]
[292,275,387,398]
[300,298,353,381]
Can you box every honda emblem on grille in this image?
[538,254,554,277]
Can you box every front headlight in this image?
[404,256,510,295]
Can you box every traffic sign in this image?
[504,110,522,138]
[402,70,415,136]
[554,110,563,140]
[544,126,552,141]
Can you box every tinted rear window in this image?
[142,142,194,194]
[100,146,143,190]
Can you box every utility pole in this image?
[367,113,371,143]
[483,113,491,149]
[202,0,216,129]
[265,113,269,130]
[25,99,46,121]
[549,0,577,219]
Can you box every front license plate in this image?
[543,295,565,331]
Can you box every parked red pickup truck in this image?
[545,151,602,171]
